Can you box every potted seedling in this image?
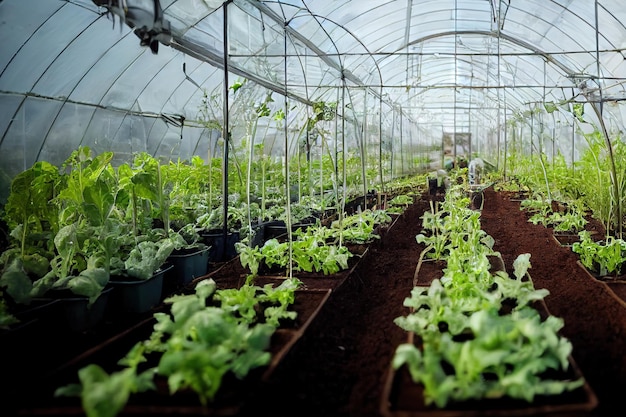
[1,147,120,332]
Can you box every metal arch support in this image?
[404,30,579,81]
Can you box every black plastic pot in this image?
[49,286,113,333]
[108,264,173,315]
[200,230,241,262]
[166,246,210,287]
[263,220,315,241]
[428,178,438,197]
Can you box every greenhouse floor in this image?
[8,190,626,417]
[239,189,625,417]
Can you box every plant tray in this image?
[380,355,598,417]
[382,274,598,417]
[413,254,504,287]
[12,288,332,416]
[54,286,114,333]
[551,232,580,247]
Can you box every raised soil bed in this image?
[381,355,597,417]
[11,286,333,416]
[5,189,626,417]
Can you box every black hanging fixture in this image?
[93,0,172,54]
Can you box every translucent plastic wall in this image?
[2,0,626,204]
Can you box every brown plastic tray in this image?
[382,272,598,417]
[13,288,332,416]
[381,354,598,417]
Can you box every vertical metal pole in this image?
[594,0,603,116]
[379,94,384,192]
[362,89,368,207]
[571,105,576,173]
[341,79,347,246]
[221,1,232,261]
[399,107,404,176]
[284,20,293,277]
[453,0,458,165]
[503,93,508,179]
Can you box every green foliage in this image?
[0,291,18,328]
[56,277,302,415]
[549,211,588,233]
[507,129,626,237]
[394,183,581,407]
[123,235,181,280]
[393,307,580,407]
[395,249,581,407]
[416,184,492,261]
[1,147,197,306]
[236,208,394,277]
[307,101,337,130]
[387,194,414,213]
[521,196,588,234]
[54,344,156,417]
[56,147,116,227]
[572,231,626,277]
[236,231,353,277]
[0,147,121,305]
[331,209,391,244]
[2,160,60,248]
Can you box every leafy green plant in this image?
[520,195,552,216]
[235,242,264,277]
[415,202,452,260]
[56,277,302,416]
[393,307,581,407]
[2,160,60,258]
[521,194,588,234]
[395,175,582,408]
[394,253,582,408]
[508,128,626,238]
[121,234,183,280]
[330,209,391,244]
[54,343,156,417]
[118,152,172,236]
[572,231,626,277]
[1,147,119,305]
[550,210,588,233]
[416,186,483,261]
[387,194,413,214]
[235,223,354,277]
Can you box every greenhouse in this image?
[1,0,626,416]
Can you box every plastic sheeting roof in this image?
[1,0,626,193]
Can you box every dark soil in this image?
[242,188,626,417]
[6,189,626,416]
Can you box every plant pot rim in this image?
[110,264,174,284]
[170,245,209,257]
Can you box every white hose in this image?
[468,158,484,185]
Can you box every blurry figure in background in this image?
[428,169,450,199]
[443,148,454,171]
[444,155,455,171]
[468,157,485,186]
[456,155,468,169]
[443,154,468,171]
[468,157,486,210]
